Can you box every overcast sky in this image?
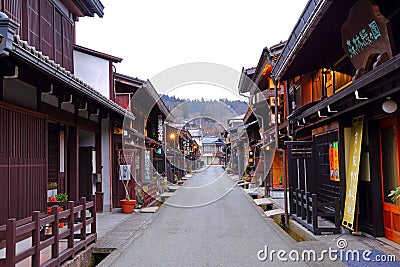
[75,0,309,100]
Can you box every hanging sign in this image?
[158,115,163,142]
[329,141,340,181]
[119,165,131,181]
[341,0,392,71]
[342,116,364,230]
[144,150,151,181]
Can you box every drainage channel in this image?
[87,248,115,267]
[273,216,306,242]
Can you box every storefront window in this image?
[381,126,399,202]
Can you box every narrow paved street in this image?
[109,166,306,266]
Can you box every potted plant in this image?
[47,182,58,198]
[388,187,400,203]
[243,166,251,182]
[119,164,136,213]
[48,193,68,228]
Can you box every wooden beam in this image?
[38,102,76,126]
[68,126,79,201]
[0,75,3,101]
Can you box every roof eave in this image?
[9,37,135,121]
[272,0,332,81]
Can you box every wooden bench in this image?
[167,185,179,192]
[159,192,174,202]
[254,198,274,206]
[254,198,274,211]
[237,181,250,189]
[265,208,285,217]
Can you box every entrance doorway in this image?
[379,117,400,243]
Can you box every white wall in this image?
[73,50,110,99]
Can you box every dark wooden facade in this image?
[272,0,400,242]
[0,102,47,225]
[1,0,77,71]
[0,0,133,226]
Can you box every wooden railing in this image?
[290,188,341,235]
[0,196,96,267]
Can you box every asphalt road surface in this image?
[109,166,308,266]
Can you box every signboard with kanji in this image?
[341,0,392,71]
[342,117,364,231]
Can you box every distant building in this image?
[201,136,225,165]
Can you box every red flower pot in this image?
[120,199,136,213]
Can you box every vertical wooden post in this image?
[312,194,318,232]
[51,206,59,259]
[68,126,79,201]
[289,187,294,216]
[91,195,97,237]
[0,75,3,101]
[5,219,16,267]
[306,192,312,224]
[95,132,102,193]
[301,190,306,220]
[32,211,41,267]
[334,197,340,227]
[68,201,75,249]
[80,197,87,241]
[296,189,300,217]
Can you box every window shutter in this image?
[54,10,63,65]
[27,0,40,49]
[39,0,54,58]
[62,17,73,72]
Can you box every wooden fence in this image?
[290,188,341,234]
[0,197,96,267]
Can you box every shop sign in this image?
[158,115,163,142]
[144,150,151,181]
[119,165,131,181]
[341,0,392,71]
[329,141,339,182]
[342,116,364,230]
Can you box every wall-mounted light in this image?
[382,97,397,113]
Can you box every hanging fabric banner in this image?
[342,116,364,230]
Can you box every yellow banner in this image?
[342,116,364,230]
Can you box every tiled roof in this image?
[11,34,135,121]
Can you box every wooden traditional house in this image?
[114,76,170,207]
[201,136,225,165]
[165,123,195,183]
[0,0,136,265]
[237,43,288,194]
[0,0,137,223]
[227,114,246,176]
[272,0,400,242]
[72,44,125,213]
